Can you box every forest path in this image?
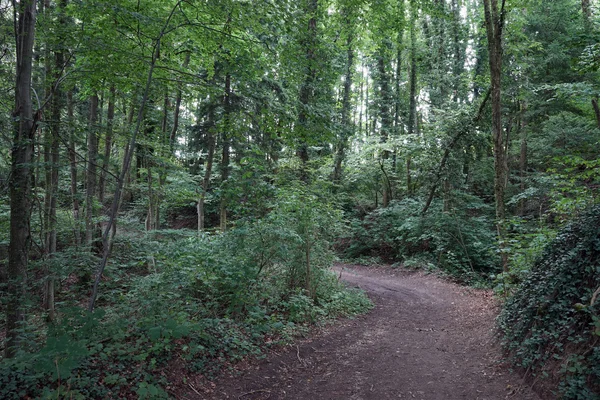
[193,264,542,400]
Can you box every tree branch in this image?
[421,88,491,215]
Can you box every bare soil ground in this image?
[183,264,544,400]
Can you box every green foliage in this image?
[529,112,600,169]
[546,155,600,224]
[0,189,370,399]
[343,196,498,282]
[498,205,600,399]
[494,219,556,295]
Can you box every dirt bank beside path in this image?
[188,264,543,400]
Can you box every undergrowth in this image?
[0,191,372,399]
[342,196,498,284]
[498,205,600,399]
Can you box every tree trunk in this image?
[219,73,232,231]
[305,235,312,297]
[145,165,154,231]
[99,84,116,204]
[42,9,65,320]
[394,27,404,136]
[122,100,136,204]
[443,179,451,212]
[582,0,591,30]
[332,18,355,185]
[358,61,365,137]
[406,0,418,194]
[591,98,600,130]
[297,0,318,183]
[86,94,99,248]
[199,107,216,231]
[518,101,528,216]
[365,70,370,137]
[408,0,418,136]
[66,94,80,234]
[155,91,171,230]
[6,0,37,359]
[376,44,393,207]
[483,0,509,272]
[451,0,465,102]
[199,134,216,232]
[66,90,81,245]
[170,52,190,153]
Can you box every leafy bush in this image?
[343,196,498,282]
[0,187,371,399]
[493,219,556,295]
[498,205,600,399]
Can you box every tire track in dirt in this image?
[191,264,543,400]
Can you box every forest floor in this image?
[181,263,544,400]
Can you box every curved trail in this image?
[193,264,542,400]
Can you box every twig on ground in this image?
[187,383,202,396]
[296,345,304,366]
[238,389,271,399]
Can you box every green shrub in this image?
[0,188,371,399]
[498,205,600,399]
[344,196,498,282]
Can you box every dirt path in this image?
[190,264,542,400]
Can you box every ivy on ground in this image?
[498,205,600,399]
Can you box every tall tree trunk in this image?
[332,19,355,185]
[365,69,370,137]
[145,166,154,231]
[219,73,232,231]
[6,0,37,359]
[393,25,405,174]
[170,52,189,152]
[408,0,418,136]
[406,0,418,194]
[67,91,81,245]
[518,101,528,216]
[198,113,216,232]
[394,28,404,137]
[42,2,66,319]
[42,0,52,258]
[483,0,508,272]
[376,44,394,207]
[358,60,365,137]
[122,100,136,204]
[155,91,171,230]
[99,84,115,204]
[451,0,465,102]
[86,94,99,248]
[430,0,448,108]
[297,0,318,183]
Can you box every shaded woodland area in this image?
[0,0,599,398]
